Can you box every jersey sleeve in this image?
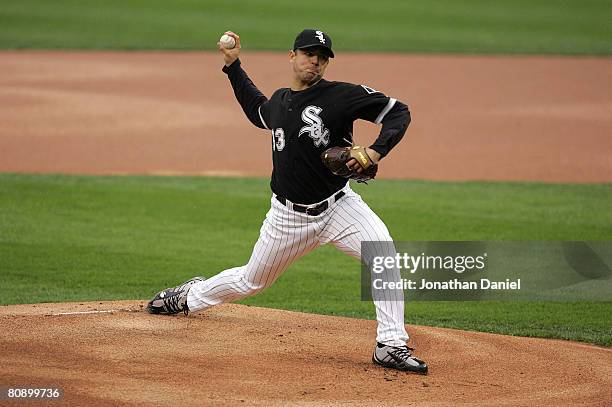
[345,84,398,124]
[257,97,272,130]
[369,101,410,158]
[222,59,269,129]
[344,83,411,158]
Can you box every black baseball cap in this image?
[293,29,334,58]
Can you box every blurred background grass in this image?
[1,174,610,345]
[1,0,611,54]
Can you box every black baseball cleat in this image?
[372,343,428,375]
[147,277,205,316]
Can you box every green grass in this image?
[1,0,611,55]
[0,174,610,346]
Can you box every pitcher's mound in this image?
[1,301,610,406]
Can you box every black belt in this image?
[276,191,345,216]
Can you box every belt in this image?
[276,191,345,216]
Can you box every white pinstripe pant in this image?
[187,184,409,346]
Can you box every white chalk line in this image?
[47,308,139,316]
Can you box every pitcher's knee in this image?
[241,278,267,295]
[240,260,286,293]
[234,267,274,296]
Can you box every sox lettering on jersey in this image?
[299,105,330,147]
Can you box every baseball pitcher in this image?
[147,29,427,375]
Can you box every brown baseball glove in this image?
[321,146,378,183]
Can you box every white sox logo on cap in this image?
[293,29,334,58]
[315,30,326,44]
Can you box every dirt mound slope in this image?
[1,301,610,406]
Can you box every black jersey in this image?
[223,59,411,204]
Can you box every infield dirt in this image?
[1,301,611,406]
[1,51,611,182]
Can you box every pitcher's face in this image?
[290,48,330,86]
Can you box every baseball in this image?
[219,34,236,49]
